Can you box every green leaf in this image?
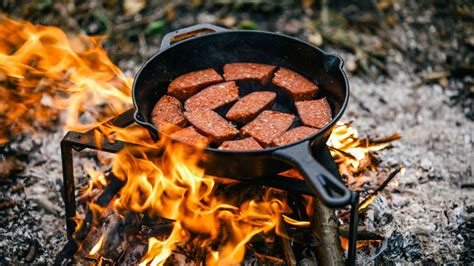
[239,19,259,30]
[37,0,53,10]
[146,20,167,35]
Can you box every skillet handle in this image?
[160,23,228,50]
[272,140,352,208]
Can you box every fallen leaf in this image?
[239,20,258,30]
[146,20,166,35]
[123,0,145,16]
[308,32,323,46]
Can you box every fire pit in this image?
[53,23,369,265]
[1,17,423,265]
[56,108,363,264]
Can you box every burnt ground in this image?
[0,0,473,264]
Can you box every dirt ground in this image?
[0,0,473,264]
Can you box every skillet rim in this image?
[132,29,350,155]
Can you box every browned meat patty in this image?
[223,63,277,85]
[226,91,276,123]
[271,126,317,146]
[272,68,319,100]
[218,137,263,151]
[295,98,332,129]
[241,110,295,147]
[184,81,239,111]
[151,95,187,134]
[168,68,223,101]
[169,127,209,148]
[185,109,239,143]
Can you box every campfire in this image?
[0,18,401,265]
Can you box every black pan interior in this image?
[133,31,348,149]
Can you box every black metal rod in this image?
[347,192,359,266]
[61,139,76,239]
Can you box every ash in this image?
[345,74,473,264]
[0,130,109,264]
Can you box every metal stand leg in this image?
[60,109,136,239]
[347,192,360,266]
[61,139,76,239]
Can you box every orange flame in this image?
[328,121,400,188]
[108,141,291,264]
[0,17,131,143]
[340,236,381,251]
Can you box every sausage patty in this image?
[223,63,277,85]
[184,81,239,111]
[272,68,319,100]
[218,137,263,151]
[169,127,209,148]
[151,95,187,134]
[295,98,332,129]
[241,110,295,147]
[185,109,239,143]
[226,91,276,123]
[168,68,223,101]
[271,126,317,146]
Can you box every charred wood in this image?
[311,198,345,266]
[279,220,297,266]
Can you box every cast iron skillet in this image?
[132,24,352,208]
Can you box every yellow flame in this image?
[110,141,290,264]
[327,122,400,190]
[282,214,310,227]
[327,122,390,171]
[140,223,189,266]
[89,235,104,256]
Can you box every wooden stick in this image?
[311,198,345,266]
[358,166,402,212]
[279,220,297,266]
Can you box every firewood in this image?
[279,220,297,266]
[311,198,345,266]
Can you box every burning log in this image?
[279,219,297,266]
[311,198,345,266]
[118,239,146,265]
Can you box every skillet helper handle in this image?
[272,140,352,208]
[160,23,228,50]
